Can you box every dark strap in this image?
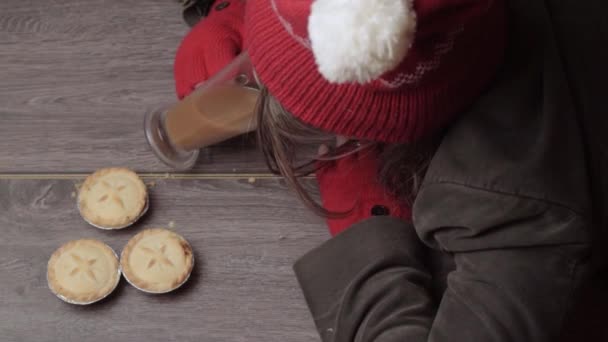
[180,0,215,27]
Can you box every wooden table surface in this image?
[4,1,607,341]
[0,1,326,341]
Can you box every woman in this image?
[174,0,593,340]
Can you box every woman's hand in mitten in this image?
[174,0,245,99]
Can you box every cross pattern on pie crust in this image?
[69,253,99,283]
[140,244,175,270]
[97,180,127,209]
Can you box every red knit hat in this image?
[245,0,506,143]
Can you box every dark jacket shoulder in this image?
[413,0,591,250]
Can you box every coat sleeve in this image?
[294,211,590,342]
[415,183,591,341]
[293,216,436,342]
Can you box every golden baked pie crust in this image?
[47,239,120,303]
[121,228,194,293]
[78,168,147,229]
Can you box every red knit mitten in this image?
[174,0,245,99]
[315,147,412,236]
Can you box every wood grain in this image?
[0,178,327,342]
[0,0,267,173]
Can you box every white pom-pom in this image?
[308,0,416,84]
